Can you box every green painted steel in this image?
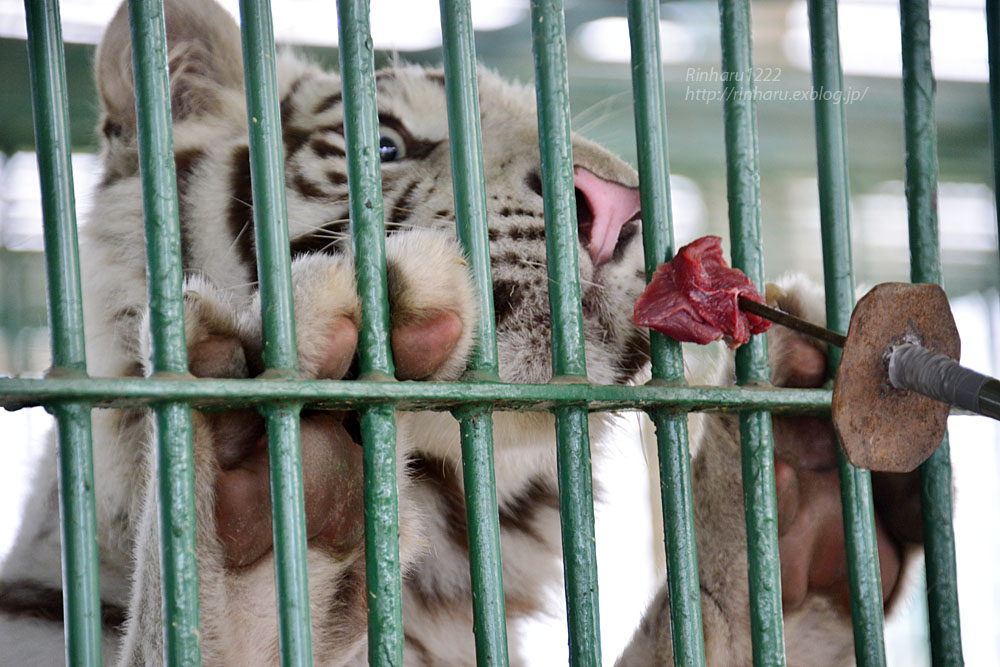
[990,0,1000,242]
[337,1,404,664]
[529,0,587,380]
[23,0,86,375]
[456,407,509,666]
[833,458,885,664]
[239,0,299,375]
[264,406,313,667]
[238,2,314,664]
[51,405,102,666]
[360,405,404,666]
[439,0,500,381]
[0,375,835,413]
[900,1,964,664]
[626,1,706,664]
[126,0,201,662]
[151,402,201,665]
[337,0,394,381]
[128,0,189,376]
[23,2,102,664]
[529,2,602,664]
[553,406,602,667]
[806,1,887,664]
[439,1,510,664]
[717,0,786,664]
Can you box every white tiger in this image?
[0,0,921,665]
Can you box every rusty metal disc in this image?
[832,282,960,473]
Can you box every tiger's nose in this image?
[574,167,642,267]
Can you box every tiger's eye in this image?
[379,136,400,162]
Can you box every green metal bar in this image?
[360,405,404,666]
[336,1,403,664]
[51,405,101,667]
[126,1,200,662]
[23,0,86,375]
[151,403,200,662]
[529,0,587,381]
[337,0,394,381]
[0,376,836,413]
[717,0,785,664]
[439,1,509,664]
[553,405,602,667]
[900,2,964,664]
[987,0,1000,245]
[625,1,705,664]
[806,1,887,664]
[22,1,102,664]
[529,2,601,664]
[264,405,312,666]
[128,0,188,375]
[456,407,508,666]
[238,2,313,664]
[239,0,299,375]
[439,0,499,381]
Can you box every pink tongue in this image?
[574,168,641,267]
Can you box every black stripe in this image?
[292,173,328,200]
[311,138,346,159]
[0,581,126,632]
[497,208,542,220]
[283,126,311,158]
[497,477,559,543]
[389,180,420,224]
[279,76,306,123]
[289,220,350,259]
[423,71,446,86]
[502,225,545,241]
[406,455,467,550]
[613,328,651,385]
[227,145,258,282]
[174,148,205,268]
[312,92,342,115]
[492,279,522,328]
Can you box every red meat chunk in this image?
[632,235,771,348]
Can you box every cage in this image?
[0,0,992,665]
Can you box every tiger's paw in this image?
[181,237,475,570]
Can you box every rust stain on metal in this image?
[832,283,960,473]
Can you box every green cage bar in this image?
[439,0,510,664]
[900,1,965,664]
[0,375,834,413]
[126,0,201,663]
[717,0,786,665]
[806,1,887,664]
[23,2,102,663]
[238,1,314,664]
[626,1,706,664]
[987,0,1000,240]
[529,1,602,664]
[336,1,404,664]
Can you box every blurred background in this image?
[0,0,996,664]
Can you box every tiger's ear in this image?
[96,0,245,141]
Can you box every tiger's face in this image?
[109,57,651,389]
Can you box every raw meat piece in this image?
[632,235,771,348]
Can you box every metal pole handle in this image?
[889,343,1000,420]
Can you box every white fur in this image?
[0,1,918,665]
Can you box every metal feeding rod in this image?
[737,284,999,473]
[738,295,1000,421]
